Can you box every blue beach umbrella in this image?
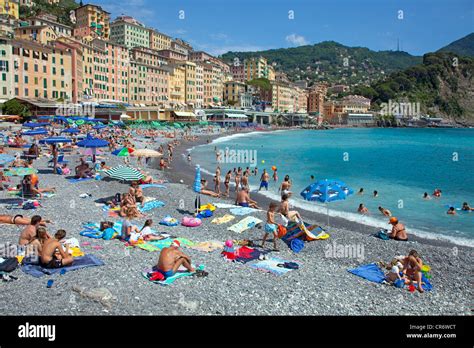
[193,165,202,214]
[61,128,80,134]
[93,124,107,130]
[22,128,48,136]
[76,134,109,163]
[24,122,49,128]
[39,136,72,172]
[300,179,354,228]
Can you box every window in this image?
[24,63,28,71]
[25,88,29,96]
[34,64,38,72]
[14,75,18,83]
[1,73,5,81]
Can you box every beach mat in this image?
[139,184,166,189]
[248,257,300,276]
[227,216,263,233]
[142,265,205,286]
[347,263,433,291]
[211,214,235,225]
[21,255,104,278]
[137,237,195,252]
[139,200,165,212]
[67,177,93,183]
[188,241,223,252]
[284,222,329,241]
[230,207,259,216]
[235,246,269,264]
[213,203,240,209]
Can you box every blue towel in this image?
[67,177,93,183]
[139,184,166,189]
[229,207,257,216]
[348,263,385,284]
[21,255,104,278]
[139,200,165,212]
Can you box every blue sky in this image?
[94,0,473,56]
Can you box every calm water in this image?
[191,128,474,246]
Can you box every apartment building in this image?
[74,4,110,41]
[110,16,149,49]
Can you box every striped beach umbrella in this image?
[105,166,144,182]
[112,147,134,157]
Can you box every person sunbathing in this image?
[28,226,51,256]
[120,209,141,241]
[75,158,93,179]
[200,179,220,198]
[40,229,73,269]
[19,215,46,246]
[155,240,195,278]
[280,194,301,223]
[21,175,55,199]
[235,187,259,208]
[131,182,144,204]
[1,214,50,226]
[402,250,425,293]
[388,217,408,241]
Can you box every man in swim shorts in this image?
[235,187,260,209]
[40,230,73,269]
[259,169,270,191]
[155,240,195,278]
[388,217,408,241]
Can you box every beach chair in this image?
[47,154,68,167]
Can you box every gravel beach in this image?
[0,131,472,316]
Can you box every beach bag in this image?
[149,271,165,281]
[394,279,405,288]
[0,258,18,272]
[56,167,63,175]
[290,239,304,253]
[102,228,115,240]
[375,230,390,240]
[197,209,213,219]
[277,225,287,239]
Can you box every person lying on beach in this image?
[99,161,111,171]
[461,202,473,211]
[155,240,195,279]
[388,217,408,241]
[358,203,369,215]
[261,202,279,251]
[40,229,73,269]
[0,170,10,190]
[1,214,50,227]
[130,219,165,243]
[402,250,424,293]
[378,206,392,217]
[200,179,220,198]
[236,187,260,209]
[259,169,270,191]
[279,175,292,197]
[447,207,456,215]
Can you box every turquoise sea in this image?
[190,128,474,247]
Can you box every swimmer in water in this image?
[358,188,364,195]
[447,207,456,215]
[358,203,369,214]
[423,192,431,200]
[378,206,392,217]
[373,190,378,198]
[462,202,474,211]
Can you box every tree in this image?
[2,99,32,117]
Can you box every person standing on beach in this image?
[241,172,250,190]
[279,175,292,197]
[259,169,270,191]
[273,168,278,182]
[261,202,279,251]
[224,170,232,197]
[358,204,369,214]
[214,166,221,195]
[235,168,242,192]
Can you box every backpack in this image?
[0,258,19,272]
[375,230,390,240]
[277,225,287,238]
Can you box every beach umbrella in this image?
[22,128,48,136]
[0,154,15,166]
[93,124,107,130]
[112,147,134,157]
[24,122,49,128]
[4,167,38,177]
[61,128,80,134]
[82,148,104,156]
[76,134,109,163]
[132,149,162,158]
[300,179,354,228]
[193,165,202,214]
[105,165,144,182]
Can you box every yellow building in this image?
[267,65,275,81]
[224,80,246,106]
[128,61,169,106]
[271,82,293,113]
[11,39,73,100]
[0,0,19,19]
[244,56,267,81]
[14,25,58,45]
[149,29,171,51]
[168,63,186,107]
[74,4,110,41]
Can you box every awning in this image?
[174,112,197,117]
[225,113,248,119]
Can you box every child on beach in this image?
[261,202,279,251]
[385,259,406,284]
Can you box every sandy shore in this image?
[0,130,472,316]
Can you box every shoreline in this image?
[164,129,473,251]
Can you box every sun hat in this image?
[389,217,398,224]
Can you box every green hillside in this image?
[438,33,474,57]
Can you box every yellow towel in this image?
[211,214,235,225]
[70,247,85,257]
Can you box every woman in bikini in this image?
[224,170,232,197]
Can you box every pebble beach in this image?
[0,130,472,316]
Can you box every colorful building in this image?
[149,29,171,51]
[0,36,13,103]
[307,84,327,115]
[27,13,73,38]
[0,0,19,19]
[168,63,186,107]
[110,16,149,49]
[244,56,268,81]
[14,25,58,45]
[74,4,110,41]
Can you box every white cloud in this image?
[285,34,309,46]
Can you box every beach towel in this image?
[211,214,235,225]
[7,190,56,199]
[230,207,259,216]
[213,203,240,209]
[142,265,205,286]
[139,200,165,212]
[139,184,166,189]
[227,216,263,233]
[188,241,223,253]
[159,215,179,226]
[248,257,300,276]
[234,246,269,264]
[67,177,93,183]
[284,222,329,241]
[136,237,195,252]
[348,263,433,291]
[21,255,104,278]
